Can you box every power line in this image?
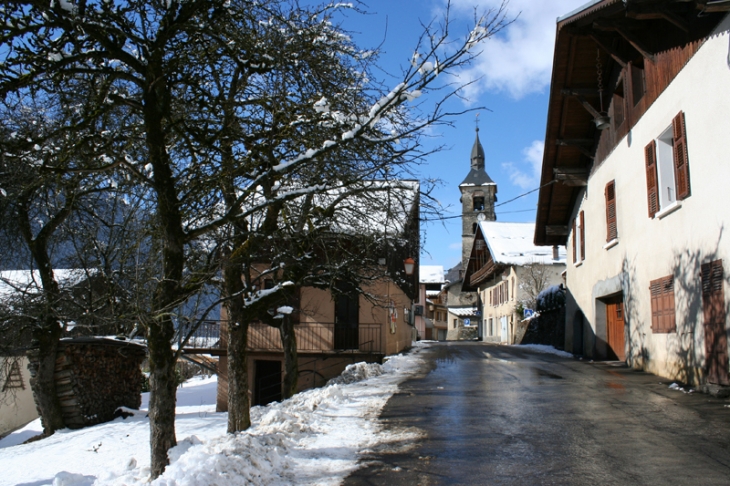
[420,180,555,222]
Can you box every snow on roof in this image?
[449,307,478,317]
[425,290,441,298]
[0,269,92,299]
[419,265,444,284]
[478,221,566,266]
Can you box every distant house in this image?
[415,265,447,340]
[463,222,566,344]
[534,1,730,387]
[214,181,420,408]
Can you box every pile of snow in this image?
[515,344,573,359]
[0,345,429,486]
[668,382,695,394]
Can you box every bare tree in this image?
[0,0,511,477]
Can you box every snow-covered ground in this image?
[0,344,430,486]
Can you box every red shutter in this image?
[645,140,659,218]
[605,180,617,242]
[572,219,577,264]
[673,111,690,200]
[579,211,585,262]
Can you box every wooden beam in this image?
[626,11,691,32]
[563,89,603,119]
[614,26,657,63]
[554,167,589,186]
[589,34,629,68]
[546,225,570,236]
[556,139,595,160]
[593,20,657,62]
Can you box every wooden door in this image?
[606,296,625,361]
[702,260,729,385]
[254,360,282,406]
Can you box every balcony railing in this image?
[248,322,382,354]
[180,320,383,355]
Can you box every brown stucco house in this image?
[211,180,420,408]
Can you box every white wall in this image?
[565,16,730,384]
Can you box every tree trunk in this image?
[147,318,178,479]
[279,315,298,399]
[227,319,251,432]
[28,315,65,435]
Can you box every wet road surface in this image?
[344,342,730,485]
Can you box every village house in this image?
[463,222,566,344]
[415,265,448,341]
[534,0,730,388]
[213,181,420,408]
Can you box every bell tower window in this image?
[473,196,485,211]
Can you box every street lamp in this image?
[403,257,415,276]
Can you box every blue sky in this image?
[333,0,589,270]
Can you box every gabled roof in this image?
[479,222,566,266]
[463,222,565,290]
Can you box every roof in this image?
[480,222,566,266]
[425,290,441,298]
[449,307,478,317]
[419,265,444,284]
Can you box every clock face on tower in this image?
[477,213,486,221]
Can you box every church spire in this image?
[470,126,485,170]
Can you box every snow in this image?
[0,344,430,486]
[515,344,573,359]
[0,269,91,299]
[478,221,567,266]
[419,265,444,284]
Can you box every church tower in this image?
[459,126,497,267]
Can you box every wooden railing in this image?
[248,322,382,353]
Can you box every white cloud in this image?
[449,242,462,251]
[502,140,544,189]
[445,0,588,100]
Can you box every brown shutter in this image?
[605,180,617,242]
[645,140,659,218]
[579,211,585,262]
[673,111,690,200]
[572,219,577,264]
[650,276,676,333]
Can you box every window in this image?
[650,275,676,333]
[605,180,618,242]
[2,359,25,391]
[645,111,690,218]
[472,222,477,234]
[572,210,585,264]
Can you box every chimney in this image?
[552,245,559,260]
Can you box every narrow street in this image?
[344,342,730,486]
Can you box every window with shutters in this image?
[605,180,618,243]
[645,111,690,218]
[572,210,585,264]
[650,275,676,333]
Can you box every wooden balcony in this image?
[181,321,383,355]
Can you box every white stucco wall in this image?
[1,356,38,437]
[565,16,730,385]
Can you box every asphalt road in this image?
[343,342,730,486]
